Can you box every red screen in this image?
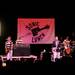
[17,18,55,44]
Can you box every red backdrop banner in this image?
[17,18,55,44]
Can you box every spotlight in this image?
[2,62,6,67]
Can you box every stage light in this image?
[2,62,6,67]
[0,18,6,37]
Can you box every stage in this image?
[0,55,37,63]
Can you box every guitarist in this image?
[63,36,72,57]
[5,36,13,61]
[51,36,60,62]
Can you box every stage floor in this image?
[0,55,37,62]
[0,56,75,72]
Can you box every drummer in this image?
[15,37,23,46]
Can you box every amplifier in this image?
[13,46,31,56]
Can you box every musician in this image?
[55,36,60,48]
[63,37,70,46]
[51,36,60,62]
[5,36,13,61]
[63,36,72,57]
[52,36,60,51]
